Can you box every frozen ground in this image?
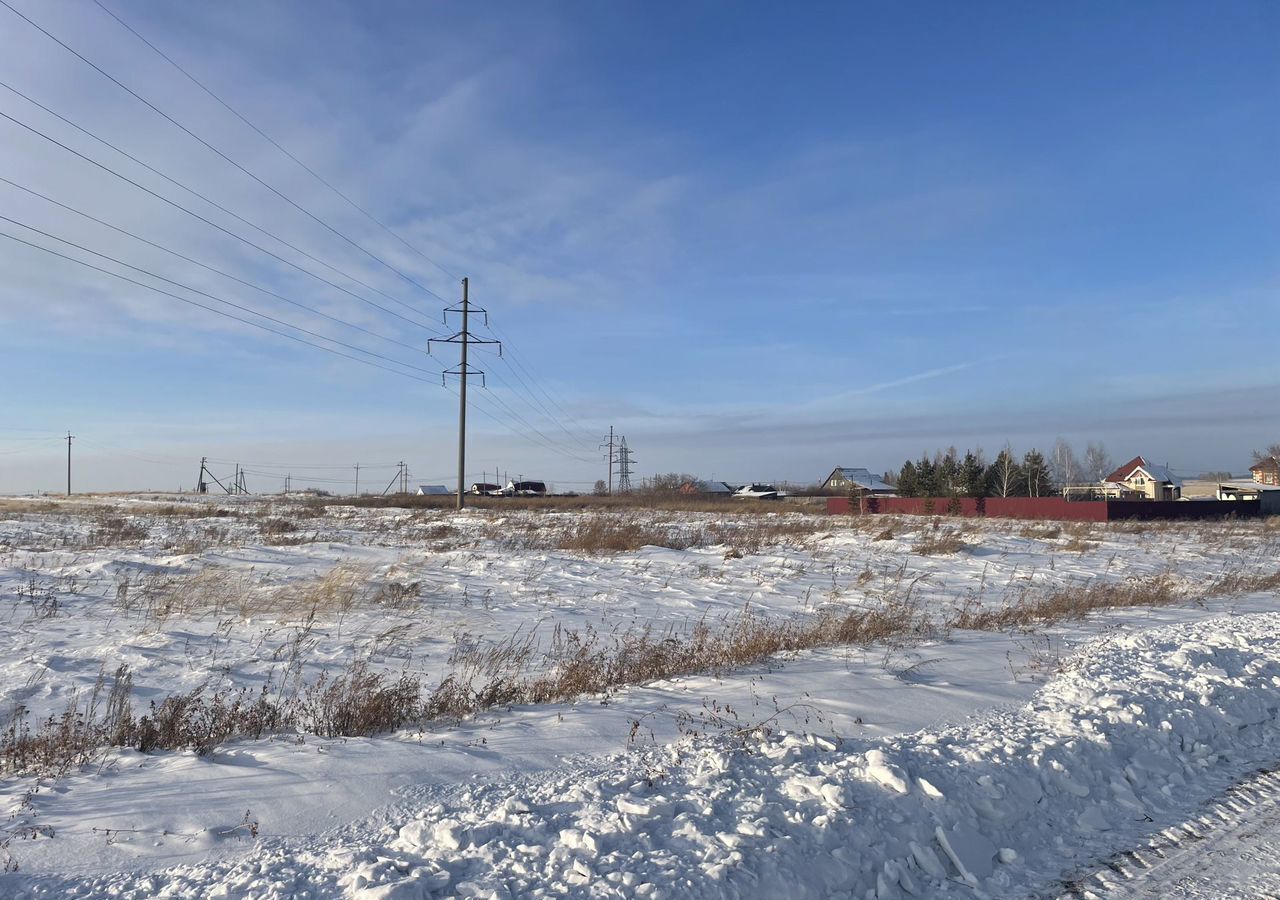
[0,496,1277,897]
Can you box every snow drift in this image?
[12,610,1280,898]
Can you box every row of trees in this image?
[893,439,1115,499]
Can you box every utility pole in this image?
[600,426,615,496]
[195,456,208,494]
[428,277,501,510]
[65,431,74,496]
[616,437,635,494]
[354,463,360,498]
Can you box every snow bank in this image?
[12,610,1280,898]
[339,612,1280,898]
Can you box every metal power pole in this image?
[428,277,500,511]
[354,463,360,498]
[616,437,635,493]
[66,430,74,496]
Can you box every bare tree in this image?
[1253,444,1280,463]
[1050,437,1080,490]
[1083,441,1113,483]
[988,444,1023,498]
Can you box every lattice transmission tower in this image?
[616,437,635,493]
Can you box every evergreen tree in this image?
[916,453,939,497]
[896,460,920,497]
[960,450,988,497]
[936,447,961,497]
[1023,449,1053,497]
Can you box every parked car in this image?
[467,482,503,496]
[733,483,784,500]
[504,480,548,497]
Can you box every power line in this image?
[72,437,189,466]
[0,0,451,307]
[483,347,598,453]
[12,1,598,462]
[0,215,442,378]
[484,318,598,446]
[0,92,440,332]
[0,176,433,358]
[468,365,598,463]
[0,229,441,386]
[204,458,400,470]
[90,0,459,285]
[440,382,596,468]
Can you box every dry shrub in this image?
[266,565,367,617]
[1018,523,1062,540]
[911,530,968,555]
[556,517,695,553]
[259,517,297,536]
[951,574,1180,631]
[951,566,1280,633]
[1209,569,1280,595]
[148,504,234,519]
[0,499,58,515]
[1061,536,1099,553]
[88,515,150,547]
[297,662,420,738]
[113,565,372,621]
[487,512,826,556]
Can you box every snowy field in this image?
[0,495,1278,898]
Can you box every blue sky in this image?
[0,0,1277,493]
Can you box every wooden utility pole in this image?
[66,430,74,496]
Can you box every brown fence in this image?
[826,496,1262,522]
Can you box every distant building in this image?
[677,480,735,496]
[821,467,895,495]
[1251,457,1280,486]
[505,480,547,496]
[416,484,450,496]
[1102,456,1183,501]
[1181,478,1278,502]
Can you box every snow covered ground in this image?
[0,496,1277,897]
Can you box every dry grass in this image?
[483,512,827,556]
[1060,536,1100,553]
[911,529,968,555]
[5,556,1279,775]
[0,596,929,776]
[951,567,1280,632]
[112,565,379,622]
[0,499,60,516]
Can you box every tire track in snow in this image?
[1060,765,1280,899]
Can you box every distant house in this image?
[1251,457,1280,486]
[677,480,735,496]
[416,484,450,496]
[505,480,547,496]
[1102,457,1183,501]
[821,467,895,495]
